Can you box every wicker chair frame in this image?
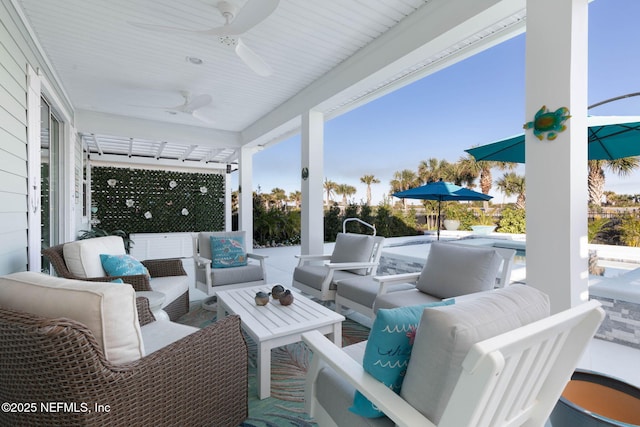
[0,302,248,426]
[42,244,189,320]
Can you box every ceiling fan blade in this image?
[185,94,213,111]
[235,38,272,76]
[225,0,279,34]
[192,109,217,125]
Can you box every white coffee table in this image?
[216,286,345,399]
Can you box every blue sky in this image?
[247,0,640,205]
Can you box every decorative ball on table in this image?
[255,291,270,306]
[271,284,285,300]
[278,289,294,306]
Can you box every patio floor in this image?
[253,243,640,389]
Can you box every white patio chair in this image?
[292,219,385,303]
[193,231,267,296]
[303,285,605,427]
[335,242,516,318]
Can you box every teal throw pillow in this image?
[349,299,455,418]
[110,278,124,284]
[210,235,248,268]
[100,254,150,278]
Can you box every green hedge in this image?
[90,166,225,233]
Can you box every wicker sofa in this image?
[42,236,190,320]
[0,271,248,427]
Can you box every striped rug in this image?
[176,301,370,427]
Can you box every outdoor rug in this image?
[176,301,370,427]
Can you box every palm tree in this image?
[588,158,640,206]
[417,158,450,184]
[360,174,380,206]
[496,172,526,209]
[390,169,418,209]
[289,190,302,209]
[270,187,287,209]
[323,178,337,206]
[459,154,516,196]
[335,183,357,206]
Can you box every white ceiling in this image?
[14,0,526,166]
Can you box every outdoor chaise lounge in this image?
[0,272,248,427]
[303,285,604,427]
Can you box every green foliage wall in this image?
[91,166,225,233]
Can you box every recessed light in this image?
[186,56,204,65]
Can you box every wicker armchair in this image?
[0,301,248,426]
[42,242,189,320]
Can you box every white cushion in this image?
[63,236,126,278]
[330,233,375,275]
[416,241,501,299]
[149,275,189,308]
[0,271,145,364]
[400,285,550,423]
[140,320,199,354]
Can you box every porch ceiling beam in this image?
[92,133,104,155]
[179,145,198,161]
[88,153,226,171]
[76,109,241,148]
[155,142,167,160]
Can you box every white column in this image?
[224,166,232,231]
[238,146,254,248]
[301,110,324,255]
[525,0,589,313]
[26,65,41,272]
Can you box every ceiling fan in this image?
[131,0,279,76]
[135,91,216,124]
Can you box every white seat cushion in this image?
[0,271,144,364]
[63,236,126,278]
[140,320,199,354]
[149,275,189,308]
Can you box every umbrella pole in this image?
[437,200,441,240]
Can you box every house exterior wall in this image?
[0,1,75,274]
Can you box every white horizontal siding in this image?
[0,2,30,273]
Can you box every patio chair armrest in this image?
[295,254,332,266]
[303,330,434,427]
[247,253,267,261]
[194,255,212,268]
[136,296,156,325]
[326,261,378,271]
[374,272,421,286]
[81,274,152,292]
[142,258,187,278]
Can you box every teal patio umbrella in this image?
[465,116,640,163]
[393,179,492,240]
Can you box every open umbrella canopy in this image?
[465,116,640,163]
[393,180,492,239]
[393,180,492,202]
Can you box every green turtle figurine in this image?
[523,105,571,141]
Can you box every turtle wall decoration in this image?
[523,105,571,140]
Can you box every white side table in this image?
[136,291,169,321]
